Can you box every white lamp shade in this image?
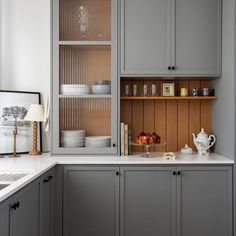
[25,104,44,122]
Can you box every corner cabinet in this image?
[52,0,118,155]
[120,0,222,77]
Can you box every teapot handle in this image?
[208,135,216,149]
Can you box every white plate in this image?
[91,85,111,94]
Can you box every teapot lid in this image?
[198,128,207,137]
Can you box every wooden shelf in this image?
[59,41,112,46]
[120,96,217,100]
[59,94,112,99]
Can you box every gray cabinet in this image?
[0,198,11,236]
[12,182,40,236]
[177,166,232,236]
[174,0,221,76]
[63,166,119,236]
[39,169,55,236]
[120,0,221,77]
[120,167,176,236]
[120,166,232,236]
[121,0,171,75]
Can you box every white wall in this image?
[2,0,51,151]
[213,0,235,159]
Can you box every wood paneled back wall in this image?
[120,79,213,152]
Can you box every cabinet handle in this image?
[177,171,181,176]
[113,143,116,147]
[116,171,120,176]
[11,203,17,210]
[168,66,171,70]
[172,66,176,70]
[43,175,53,183]
[16,201,20,208]
[173,171,176,175]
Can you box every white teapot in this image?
[192,128,216,155]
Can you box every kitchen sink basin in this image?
[0,172,28,182]
[0,184,10,191]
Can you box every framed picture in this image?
[0,90,42,155]
[162,83,175,96]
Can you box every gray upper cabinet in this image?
[12,182,40,236]
[120,0,222,77]
[63,166,119,236]
[120,167,176,236]
[121,0,171,75]
[177,166,232,236]
[174,0,221,76]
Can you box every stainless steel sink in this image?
[0,184,10,191]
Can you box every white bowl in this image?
[91,85,111,94]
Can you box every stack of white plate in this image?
[60,130,85,148]
[61,84,90,95]
[85,136,111,148]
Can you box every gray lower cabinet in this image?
[120,166,232,236]
[39,169,55,236]
[0,197,11,236]
[120,167,176,236]
[63,166,119,236]
[177,166,232,236]
[12,181,40,236]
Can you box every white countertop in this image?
[0,152,233,203]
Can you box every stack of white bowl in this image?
[61,84,90,95]
[91,80,111,95]
[85,136,111,148]
[60,130,85,148]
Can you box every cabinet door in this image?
[39,169,55,236]
[177,166,232,236]
[12,182,40,236]
[174,0,221,76]
[63,166,119,236]
[121,0,171,75]
[0,198,11,236]
[120,167,176,236]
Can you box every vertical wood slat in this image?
[177,80,189,150]
[131,81,144,152]
[120,79,212,153]
[200,80,212,134]
[188,80,201,150]
[166,100,178,151]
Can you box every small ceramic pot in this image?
[181,144,193,154]
[192,88,201,96]
[202,88,210,96]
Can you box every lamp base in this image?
[29,150,41,156]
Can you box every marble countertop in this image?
[0,152,233,203]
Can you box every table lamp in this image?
[25,104,44,155]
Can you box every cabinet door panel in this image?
[120,167,176,236]
[63,167,119,236]
[40,169,54,236]
[13,183,40,236]
[178,166,232,236]
[174,0,221,75]
[121,0,171,75]
[0,199,10,236]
